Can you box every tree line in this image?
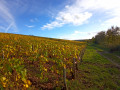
[91,26,120,52]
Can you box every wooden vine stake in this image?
[2,50,4,59]
[32,45,34,51]
[31,44,34,51]
[63,65,68,90]
[75,58,78,70]
[76,62,78,70]
[80,47,86,63]
[78,55,81,62]
[80,49,84,63]
[73,57,76,79]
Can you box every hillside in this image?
[0,33,86,89]
[0,33,120,90]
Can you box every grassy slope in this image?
[68,45,120,90]
[0,33,86,89]
[101,52,120,65]
[90,43,120,57]
[91,43,120,65]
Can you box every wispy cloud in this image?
[102,17,120,27]
[41,1,92,30]
[41,21,64,30]
[41,0,120,30]
[6,22,14,32]
[25,25,35,28]
[0,0,17,32]
[60,30,98,40]
[30,18,39,22]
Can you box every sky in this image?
[0,0,120,40]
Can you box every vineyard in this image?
[0,33,86,89]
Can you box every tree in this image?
[92,26,120,52]
[94,31,105,44]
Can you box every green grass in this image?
[67,45,120,90]
[102,52,120,64]
[90,43,120,57]
[89,43,109,51]
[89,43,120,64]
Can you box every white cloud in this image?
[0,0,17,32]
[30,18,39,22]
[41,11,92,30]
[30,19,34,22]
[41,0,93,30]
[41,21,64,30]
[41,0,120,30]
[25,25,35,28]
[60,30,98,40]
[6,22,14,32]
[76,0,120,27]
[77,0,120,12]
[56,12,92,25]
[102,17,120,27]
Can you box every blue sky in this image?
[0,0,120,40]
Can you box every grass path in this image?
[97,51,120,69]
[67,45,120,90]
